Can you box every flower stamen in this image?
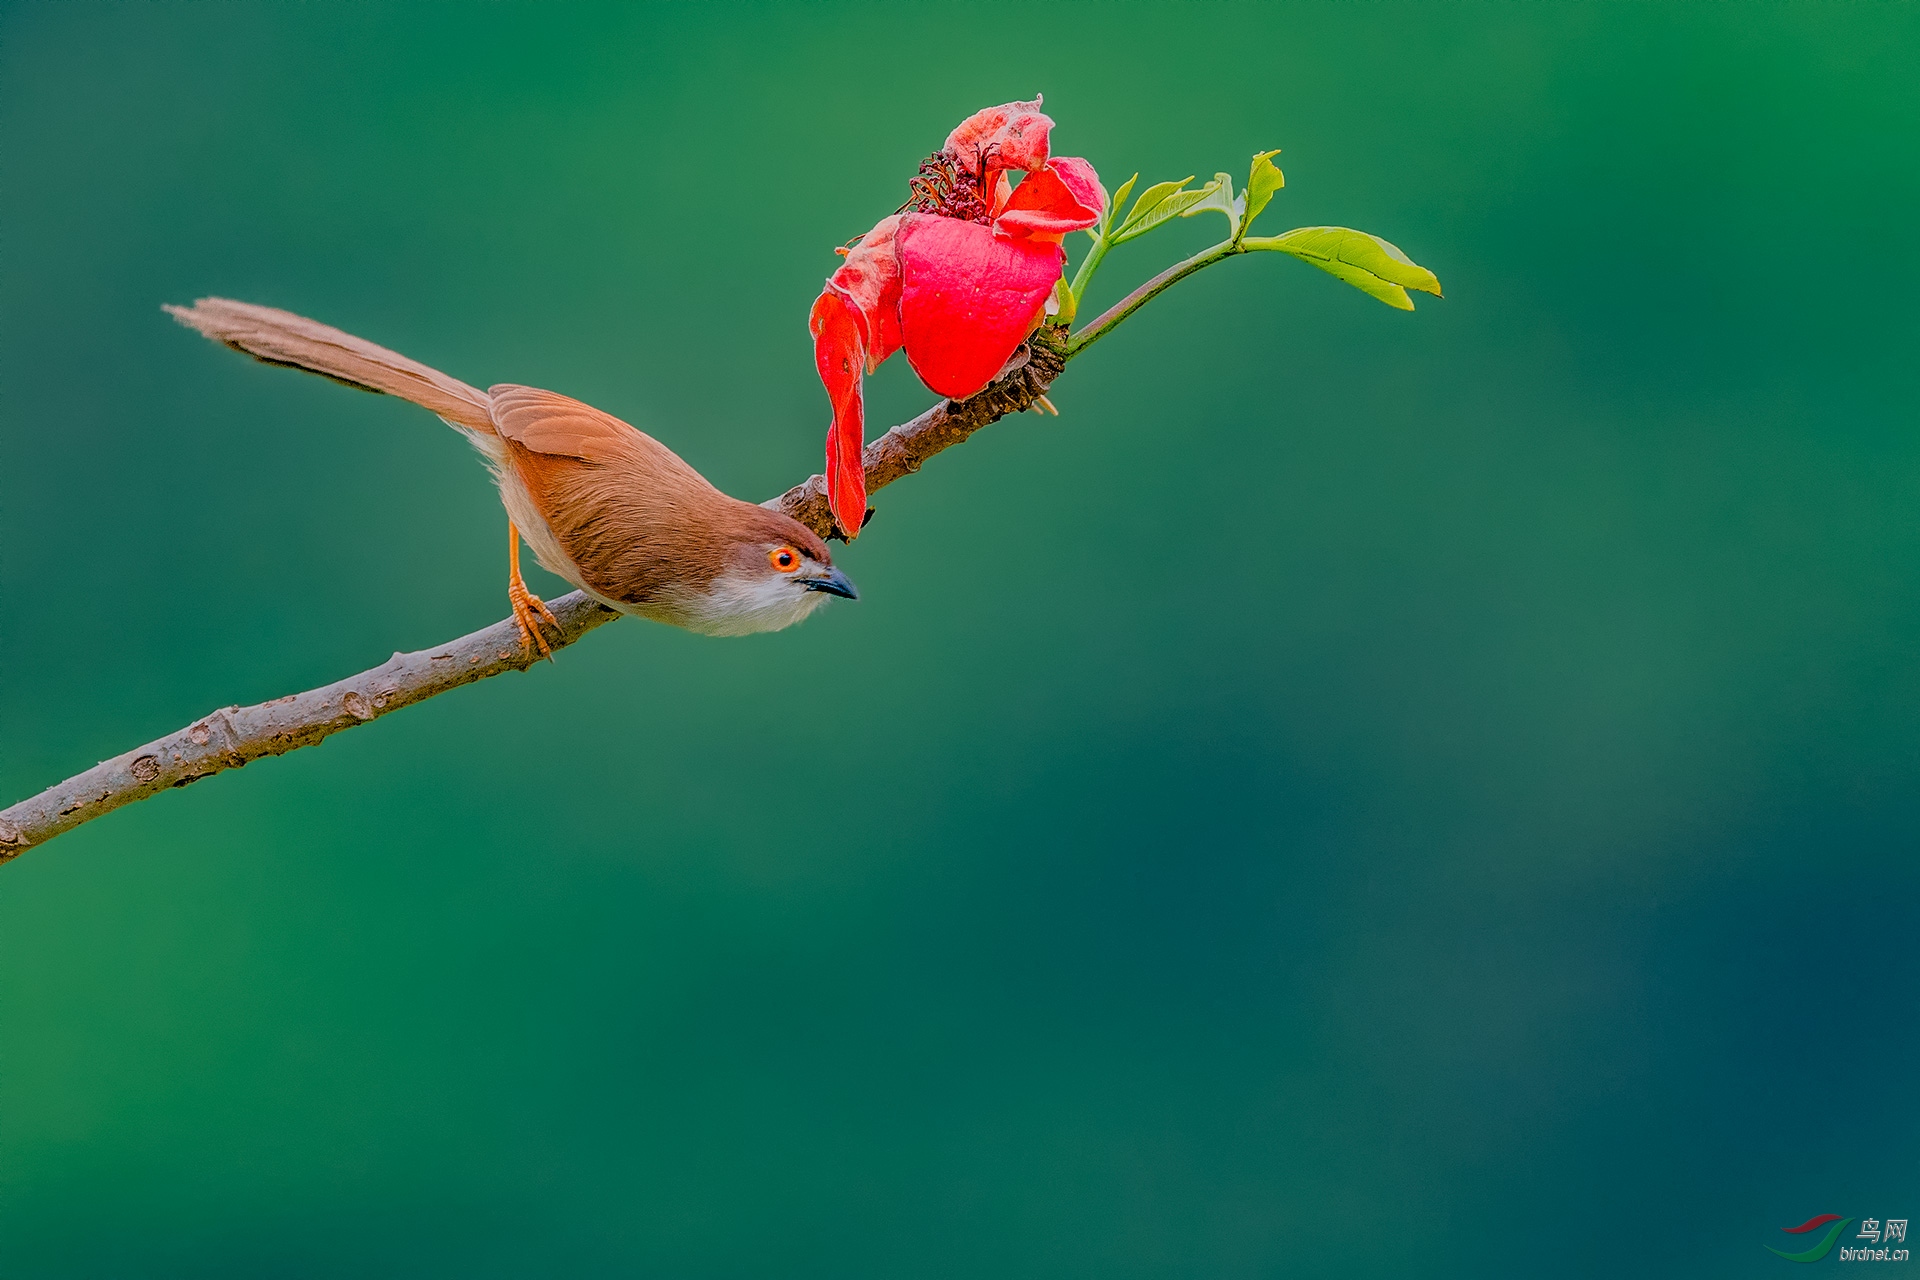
[898,151,992,224]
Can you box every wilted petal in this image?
[827,214,904,371]
[1046,157,1107,220]
[988,170,1014,219]
[809,288,869,538]
[896,214,1065,400]
[944,97,1052,180]
[993,157,1106,241]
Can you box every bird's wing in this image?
[486,384,642,461]
[483,384,738,609]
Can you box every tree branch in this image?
[0,592,624,861]
[0,331,1071,861]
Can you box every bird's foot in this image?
[509,579,560,661]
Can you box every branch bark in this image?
[0,330,1070,862]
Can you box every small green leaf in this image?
[1100,173,1138,237]
[1111,176,1204,243]
[1180,172,1244,238]
[1242,226,1442,310]
[1240,150,1284,235]
[1047,275,1077,325]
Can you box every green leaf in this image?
[1180,172,1244,239]
[1242,226,1442,310]
[1047,275,1077,325]
[1239,150,1284,235]
[1100,173,1138,237]
[1111,176,1206,243]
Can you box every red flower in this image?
[810,98,1106,537]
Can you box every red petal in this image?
[993,158,1106,240]
[944,97,1052,180]
[1046,157,1107,220]
[809,289,869,538]
[827,214,904,371]
[896,214,1065,400]
[988,170,1013,219]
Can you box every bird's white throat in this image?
[643,569,832,637]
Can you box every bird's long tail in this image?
[164,297,495,433]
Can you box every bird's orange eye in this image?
[769,547,801,572]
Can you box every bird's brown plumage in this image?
[165,298,838,635]
[489,385,828,608]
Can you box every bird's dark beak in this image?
[802,566,859,600]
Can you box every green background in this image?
[3,3,1916,1275]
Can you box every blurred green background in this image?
[3,3,1917,1275]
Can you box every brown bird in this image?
[165,298,857,654]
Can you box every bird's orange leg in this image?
[507,522,560,660]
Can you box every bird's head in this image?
[667,506,857,637]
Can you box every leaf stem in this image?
[1068,232,1111,306]
[1067,239,1244,357]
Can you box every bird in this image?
[165,298,857,655]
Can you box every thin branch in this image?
[1070,239,1243,357]
[9,217,1283,861]
[1,331,1073,861]
[0,593,623,860]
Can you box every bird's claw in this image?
[509,582,560,661]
